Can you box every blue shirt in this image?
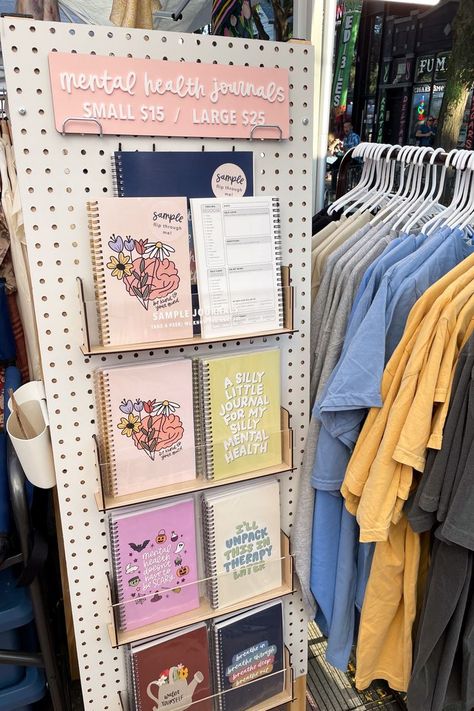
[310,225,473,671]
[343,131,361,151]
[318,226,469,452]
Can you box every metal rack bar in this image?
[3,445,69,710]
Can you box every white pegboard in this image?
[1,18,313,709]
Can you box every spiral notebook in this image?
[190,197,283,338]
[194,349,281,480]
[88,197,193,346]
[202,480,281,609]
[128,623,212,711]
[95,359,196,498]
[112,151,255,336]
[211,601,285,711]
[112,151,254,200]
[108,498,199,632]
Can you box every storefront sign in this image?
[48,52,290,139]
[376,92,386,143]
[465,92,474,150]
[398,91,409,144]
[332,0,362,115]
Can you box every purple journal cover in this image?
[109,498,199,631]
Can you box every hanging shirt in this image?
[294,217,382,615]
[343,255,474,520]
[353,281,474,693]
[310,230,433,670]
[406,338,474,710]
[318,227,468,453]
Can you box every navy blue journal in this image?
[113,151,254,199]
[212,601,285,711]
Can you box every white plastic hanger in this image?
[403,147,446,233]
[458,152,474,230]
[423,149,459,235]
[347,142,389,214]
[328,142,384,215]
[448,151,474,229]
[380,145,420,224]
[427,150,472,234]
[327,142,372,214]
[392,146,433,232]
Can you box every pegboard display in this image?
[1,18,313,710]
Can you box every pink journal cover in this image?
[110,498,199,631]
[101,360,196,497]
[89,196,193,345]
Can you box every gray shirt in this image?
[293,217,397,615]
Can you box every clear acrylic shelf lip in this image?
[77,266,295,356]
[117,646,294,711]
[94,407,293,512]
[106,530,294,648]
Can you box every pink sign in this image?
[48,52,289,139]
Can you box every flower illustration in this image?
[134,239,148,255]
[119,399,134,415]
[153,400,180,417]
[133,413,184,458]
[143,399,156,414]
[178,666,189,680]
[134,399,144,412]
[107,252,133,280]
[242,0,251,19]
[117,413,141,437]
[108,234,123,252]
[157,674,168,687]
[123,236,135,252]
[143,241,175,261]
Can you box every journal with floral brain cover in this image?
[95,359,196,497]
[108,498,199,632]
[129,623,212,711]
[88,196,193,346]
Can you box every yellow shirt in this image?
[343,257,474,524]
[356,286,474,542]
[355,514,430,692]
[394,291,474,471]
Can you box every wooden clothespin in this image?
[8,388,36,439]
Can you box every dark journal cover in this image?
[212,601,285,711]
[129,623,212,711]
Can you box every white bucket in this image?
[7,381,56,489]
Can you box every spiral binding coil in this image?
[202,497,220,610]
[108,515,128,632]
[200,360,215,480]
[212,625,226,711]
[192,359,206,478]
[95,370,118,497]
[272,197,284,329]
[127,650,141,711]
[111,153,124,198]
[88,201,112,346]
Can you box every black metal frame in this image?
[0,445,69,710]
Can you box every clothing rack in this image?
[335,145,452,200]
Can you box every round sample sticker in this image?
[211,163,248,197]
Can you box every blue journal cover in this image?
[212,601,285,711]
[113,151,254,199]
